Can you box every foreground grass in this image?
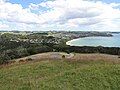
[0,60,120,90]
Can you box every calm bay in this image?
[66,33,120,47]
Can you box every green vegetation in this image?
[0,60,120,90]
[0,32,60,64]
[0,31,119,65]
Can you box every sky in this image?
[0,0,120,31]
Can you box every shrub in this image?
[62,55,65,59]
[26,58,33,61]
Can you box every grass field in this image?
[0,58,120,90]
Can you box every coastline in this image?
[66,38,81,46]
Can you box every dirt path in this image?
[14,52,74,62]
[13,52,120,63]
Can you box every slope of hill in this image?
[0,53,120,90]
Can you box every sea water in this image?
[66,34,120,47]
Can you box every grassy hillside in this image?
[0,59,120,90]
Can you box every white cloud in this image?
[29,3,39,10]
[0,0,120,31]
[0,22,9,29]
[110,3,120,7]
[0,1,42,24]
[42,0,120,31]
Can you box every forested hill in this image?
[0,31,117,64]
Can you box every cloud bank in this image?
[0,0,120,31]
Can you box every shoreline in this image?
[66,39,76,46]
[66,36,120,47]
[66,36,113,46]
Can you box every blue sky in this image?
[8,0,120,8]
[103,0,120,3]
[9,0,45,8]
[0,0,120,31]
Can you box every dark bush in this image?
[26,58,33,61]
[62,55,65,59]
